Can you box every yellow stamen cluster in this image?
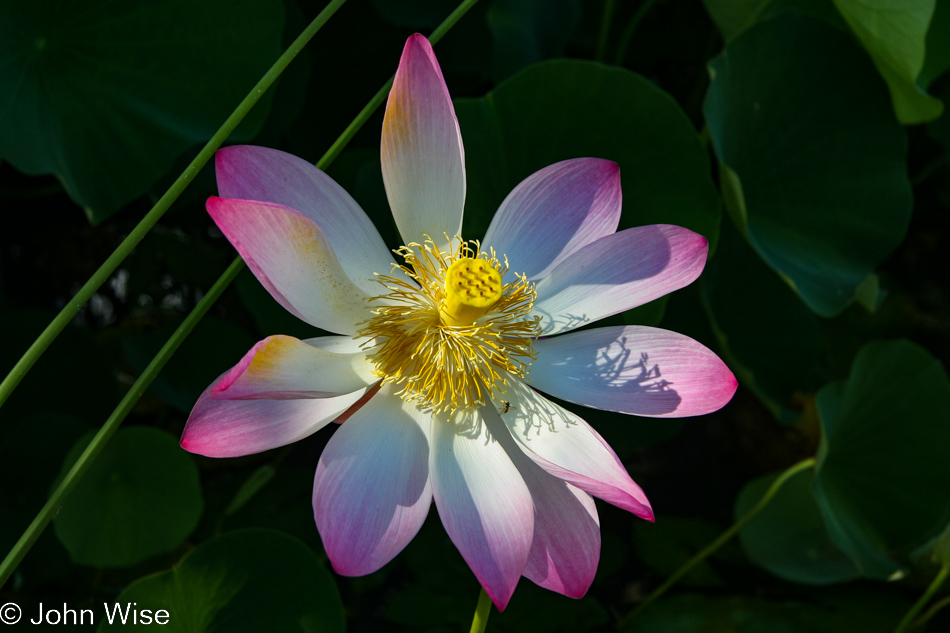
[359,236,540,413]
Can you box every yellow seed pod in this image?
[441,258,502,326]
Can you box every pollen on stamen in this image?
[357,235,540,414]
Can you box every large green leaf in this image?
[813,340,950,579]
[454,59,721,248]
[832,0,942,124]
[705,14,912,317]
[486,0,581,81]
[0,0,283,223]
[701,0,845,41]
[54,427,203,567]
[99,529,344,632]
[736,468,859,585]
[701,0,944,123]
[919,0,950,87]
[0,413,90,587]
[700,0,771,41]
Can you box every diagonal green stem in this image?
[895,563,950,633]
[318,0,478,168]
[0,0,348,414]
[0,258,244,588]
[911,593,950,630]
[616,457,816,629]
[595,0,616,62]
[470,588,493,633]
[0,0,481,591]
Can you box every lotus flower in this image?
[181,34,737,609]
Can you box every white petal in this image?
[181,372,367,458]
[207,197,372,335]
[313,384,432,576]
[531,325,737,417]
[429,408,533,611]
[215,145,393,294]
[381,34,465,250]
[211,335,378,400]
[481,405,601,598]
[496,377,653,519]
[483,158,621,281]
[532,224,708,335]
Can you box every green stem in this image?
[912,593,950,630]
[910,154,947,188]
[0,0,348,415]
[613,0,661,65]
[0,258,244,587]
[617,457,816,628]
[595,0,616,63]
[317,0,479,169]
[0,0,482,591]
[895,564,950,633]
[469,588,493,633]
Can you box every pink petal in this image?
[530,326,737,417]
[313,384,432,576]
[211,335,378,400]
[207,197,372,335]
[498,378,653,520]
[181,371,367,458]
[481,406,600,598]
[532,224,708,335]
[429,408,533,611]
[483,158,621,281]
[215,146,393,295]
[523,481,599,598]
[382,34,465,250]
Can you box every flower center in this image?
[441,258,503,326]
[359,236,540,413]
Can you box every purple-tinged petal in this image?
[207,197,372,335]
[483,158,621,281]
[314,384,432,576]
[531,326,737,417]
[498,378,653,520]
[430,408,533,611]
[523,480,599,598]
[211,335,377,400]
[382,34,465,250]
[481,406,600,599]
[215,146,393,295]
[532,224,708,335]
[181,372,367,458]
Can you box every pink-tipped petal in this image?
[207,197,372,335]
[523,481,600,598]
[499,378,653,520]
[480,406,600,598]
[314,384,432,576]
[215,146,393,295]
[382,34,465,250]
[211,335,377,400]
[532,224,708,335]
[531,326,737,417]
[430,408,533,611]
[483,159,621,281]
[181,372,367,458]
